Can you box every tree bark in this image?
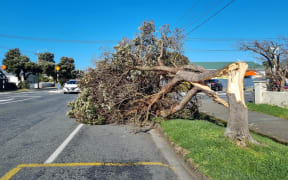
[224,62,257,146]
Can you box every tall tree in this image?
[38,52,55,63]
[37,52,55,78]
[57,57,76,84]
[241,40,288,91]
[2,48,38,81]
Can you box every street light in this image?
[1,65,7,90]
[56,66,60,90]
[2,65,7,70]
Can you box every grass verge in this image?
[161,119,288,180]
[247,103,288,119]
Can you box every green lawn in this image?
[247,103,288,119]
[161,120,288,180]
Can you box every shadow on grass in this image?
[198,112,226,127]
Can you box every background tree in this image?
[24,61,42,78]
[73,69,85,79]
[38,52,55,63]
[37,52,55,79]
[2,48,39,80]
[241,40,288,91]
[57,57,76,84]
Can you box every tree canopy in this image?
[38,52,55,63]
[57,57,76,84]
[2,48,41,81]
[37,52,55,78]
[67,21,191,125]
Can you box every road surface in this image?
[0,90,183,180]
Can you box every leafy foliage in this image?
[67,21,196,126]
[37,52,56,78]
[38,52,55,63]
[2,48,42,85]
[57,57,76,84]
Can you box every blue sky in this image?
[0,0,287,70]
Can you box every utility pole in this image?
[36,52,40,89]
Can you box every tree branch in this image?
[158,40,164,66]
[191,82,229,107]
[160,87,199,117]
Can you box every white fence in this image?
[29,82,55,89]
[254,81,288,108]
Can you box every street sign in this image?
[2,65,7,70]
[56,66,60,71]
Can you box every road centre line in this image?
[0,162,172,180]
[44,124,84,164]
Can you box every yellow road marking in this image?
[0,167,22,180]
[0,162,173,180]
[18,162,171,168]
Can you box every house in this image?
[2,70,39,88]
[3,70,20,86]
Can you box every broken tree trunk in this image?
[135,59,258,145]
[225,62,258,146]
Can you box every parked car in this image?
[204,79,223,91]
[63,80,80,94]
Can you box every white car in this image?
[63,80,80,94]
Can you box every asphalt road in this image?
[197,90,254,103]
[0,90,179,180]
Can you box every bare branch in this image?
[158,40,164,66]
[191,83,229,107]
[160,87,199,117]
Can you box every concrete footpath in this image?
[199,99,288,144]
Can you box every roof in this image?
[190,61,264,70]
[245,70,258,76]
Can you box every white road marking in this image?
[48,90,63,93]
[0,98,14,102]
[44,124,84,164]
[0,96,41,104]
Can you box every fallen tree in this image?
[68,21,257,146]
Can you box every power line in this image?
[0,34,118,44]
[0,45,241,55]
[174,0,202,26]
[186,37,281,41]
[183,0,226,30]
[186,48,239,52]
[186,0,235,36]
[0,46,38,55]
